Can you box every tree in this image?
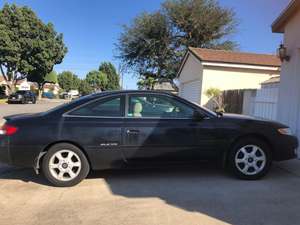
[116,0,237,89]
[86,70,108,92]
[57,71,80,91]
[0,4,67,94]
[44,71,58,84]
[79,79,93,96]
[99,62,120,90]
[117,12,177,87]
[163,0,237,50]
[205,87,225,112]
[137,77,157,90]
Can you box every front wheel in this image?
[42,143,90,187]
[228,138,272,180]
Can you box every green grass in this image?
[0,99,8,104]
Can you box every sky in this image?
[0,0,291,89]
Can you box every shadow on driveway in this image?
[1,162,300,225]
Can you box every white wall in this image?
[201,66,279,106]
[178,53,203,96]
[277,9,300,143]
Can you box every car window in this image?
[128,94,194,119]
[16,91,26,94]
[69,96,123,117]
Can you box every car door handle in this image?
[126,129,139,134]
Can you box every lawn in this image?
[0,99,7,104]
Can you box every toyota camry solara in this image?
[0,90,298,187]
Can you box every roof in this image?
[153,81,176,91]
[188,47,281,67]
[272,0,300,33]
[261,76,280,85]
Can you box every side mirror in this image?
[193,111,205,120]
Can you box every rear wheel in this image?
[42,143,90,187]
[228,138,272,180]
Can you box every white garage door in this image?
[180,80,201,104]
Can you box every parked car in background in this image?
[0,90,298,187]
[7,90,36,104]
[60,90,80,100]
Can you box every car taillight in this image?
[0,124,18,136]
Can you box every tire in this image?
[228,138,272,180]
[42,143,90,187]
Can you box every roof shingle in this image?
[189,47,281,67]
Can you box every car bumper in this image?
[273,134,298,161]
[0,137,11,165]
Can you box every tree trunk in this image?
[6,81,15,95]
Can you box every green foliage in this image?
[117,0,237,89]
[205,87,225,112]
[137,77,157,90]
[57,71,80,91]
[86,70,108,91]
[44,71,58,84]
[163,0,237,49]
[117,12,176,82]
[99,62,120,90]
[79,79,93,96]
[205,87,222,99]
[0,4,67,91]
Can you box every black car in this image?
[0,90,298,187]
[8,90,36,104]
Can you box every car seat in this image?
[133,102,143,117]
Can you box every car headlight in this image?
[278,128,293,135]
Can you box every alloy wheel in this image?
[49,150,82,181]
[234,145,266,175]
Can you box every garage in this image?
[180,80,201,103]
[177,47,280,107]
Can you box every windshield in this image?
[15,91,27,94]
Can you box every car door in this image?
[62,95,126,170]
[123,93,218,165]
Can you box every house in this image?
[272,0,300,150]
[153,79,178,94]
[177,47,281,107]
[15,79,39,91]
[43,82,60,95]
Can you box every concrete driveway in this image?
[1,103,300,225]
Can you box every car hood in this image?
[221,113,288,128]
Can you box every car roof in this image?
[91,90,176,97]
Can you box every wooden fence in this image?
[222,90,244,114]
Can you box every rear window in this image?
[68,96,124,117]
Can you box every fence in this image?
[222,90,244,114]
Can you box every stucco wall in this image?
[200,66,279,105]
[277,9,300,141]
